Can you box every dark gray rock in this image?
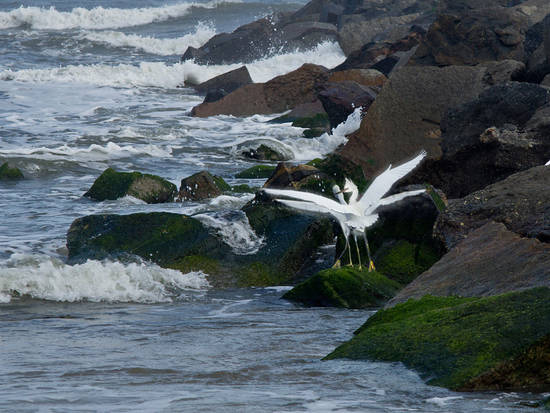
[434,165,550,249]
[404,82,550,198]
[194,66,252,103]
[242,144,288,161]
[318,81,377,128]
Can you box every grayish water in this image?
[0,1,543,411]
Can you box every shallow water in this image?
[0,1,544,411]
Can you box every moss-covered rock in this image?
[0,162,24,180]
[85,168,177,203]
[374,240,441,285]
[231,184,256,193]
[310,153,368,193]
[302,128,325,138]
[291,113,330,129]
[283,267,401,308]
[235,165,276,179]
[325,288,550,391]
[177,170,229,201]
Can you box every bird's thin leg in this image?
[354,233,362,270]
[346,237,353,267]
[332,231,347,268]
[363,232,376,272]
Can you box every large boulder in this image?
[325,287,550,391]
[177,171,230,201]
[327,69,387,88]
[66,209,334,288]
[338,65,491,176]
[181,14,338,65]
[334,26,426,73]
[523,13,550,83]
[193,66,253,103]
[388,222,550,306]
[191,64,330,117]
[434,165,550,248]
[404,81,550,197]
[84,168,177,203]
[318,81,378,129]
[411,8,530,66]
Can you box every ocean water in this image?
[0,1,541,411]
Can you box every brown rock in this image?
[191,64,329,117]
[263,163,324,189]
[177,171,228,201]
[387,221,550,306]
[339,65,488,176]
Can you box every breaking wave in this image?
[0,254,209,304]
[0,1,240,30]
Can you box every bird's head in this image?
[332,184,342,195]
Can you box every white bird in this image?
[263,150,427,270]
[546,159,550,166]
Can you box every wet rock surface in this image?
[84,168,177,203]
[177,170,230,201]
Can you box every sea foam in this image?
[0,254,209,303]
[0,1,238,30]
[81,22,216,56]
[0,41,345,88]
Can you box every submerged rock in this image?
[325,287,550,391]
[0,162,24,180]
[389,222,550,306]
[177,170,230,201]
[84,168,177,203]
[242,144,287,161]
[282,267,401,309]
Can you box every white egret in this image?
[263,150,427,270]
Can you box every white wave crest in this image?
[0,255,209,304]
[183,41,346,84]
[0,141,173,161]
[195,211,264,255]
[0,41,345,88]
[0,1,237,30]
[82,22,216,56]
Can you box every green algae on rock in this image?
[325,288,550,391]
[235,165,276,179]
[178,170,230,201]
[282,267,401,309]
[84,167,177,203]
[0,162,24,180]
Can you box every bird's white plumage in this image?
[357,150,427,215]
[263,188,351,215]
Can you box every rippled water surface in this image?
[0,1,543,411]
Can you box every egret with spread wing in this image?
[263,150,427,270]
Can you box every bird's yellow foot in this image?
[332,260,341,269]
[368,260,376,272]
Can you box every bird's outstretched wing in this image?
[263,188,350,214]
[275,199,332,215]
[376,189,426,207]
[358,150,427,214]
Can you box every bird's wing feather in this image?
[275,199,332,215]
[263,188,350,214]
[358,150,426,213]
[376,189,426,207]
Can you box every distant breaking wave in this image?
[81,22,216,56]
[0,254,209,303]
[0,1,240,30]
[0,41,345,87]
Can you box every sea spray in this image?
[194,210,264,255]
[0,254,209,303]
